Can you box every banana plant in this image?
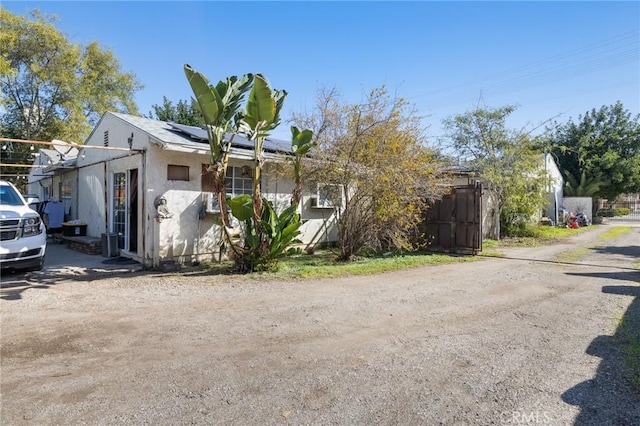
[227,194,302,271]
[240,74,287,248]
[289,126,315,207]
[186,68,303,271]
[183,64,253,227]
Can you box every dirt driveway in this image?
[2,225,639,425]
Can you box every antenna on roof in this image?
[51,139,79,158]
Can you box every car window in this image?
[0,186,25,206]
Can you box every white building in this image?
[544,153,564,224]
[29,112,339,268]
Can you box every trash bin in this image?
[101,233,118,257]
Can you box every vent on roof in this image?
[103,131,109,147]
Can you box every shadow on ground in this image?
[0,267,150,301]
[478,254,640,272]
[591,244,640,259]
[562,281,640,425]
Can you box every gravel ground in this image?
[1,224,639,425]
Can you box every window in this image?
[113,172,127,250]
[312,183,342,208]
[167,165,189,181]
[225,165,253,197]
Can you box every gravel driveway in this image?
[1,225,639,425]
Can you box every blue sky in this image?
[4,1,639,142]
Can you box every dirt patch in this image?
[2,225,639,424]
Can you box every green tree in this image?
[443,105,548,236]
[146,96,204,126]
[292,86,449,260]
[563,170,603,197]
[547,102,640,201]
[0,9,141,142]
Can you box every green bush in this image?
[503,222,543,238]
[615,207,631,216]
[227,195,302,272]
[598,207,631,217]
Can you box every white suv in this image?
[0,180,47,272]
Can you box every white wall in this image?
[544,153,564,223]
[562,197,593,217]
[147,148,223,266]
[77,114,149,261]
[299,200,339,247]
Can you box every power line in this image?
[410,29,639,104]
[0,164,44,168]
[0,137,135,152]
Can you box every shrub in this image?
[598,207,631,217]
[503,222,543,238]
[615,207,631,216]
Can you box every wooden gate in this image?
[424,185,482,254]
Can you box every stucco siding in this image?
[77,163,107,238]
[145,147,213,265]
[77,154,143,240]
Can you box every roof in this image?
[28,146,78,178]
[38,149,63,164]
[167,122,291,153]
[107,112,292,156]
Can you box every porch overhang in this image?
[42,158,77,173]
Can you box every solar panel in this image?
[167,122,291,154]
[168,122,208,141]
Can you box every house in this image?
[29,112,339,268]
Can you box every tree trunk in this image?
[291,181,302,208]
[211,161,231,228]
